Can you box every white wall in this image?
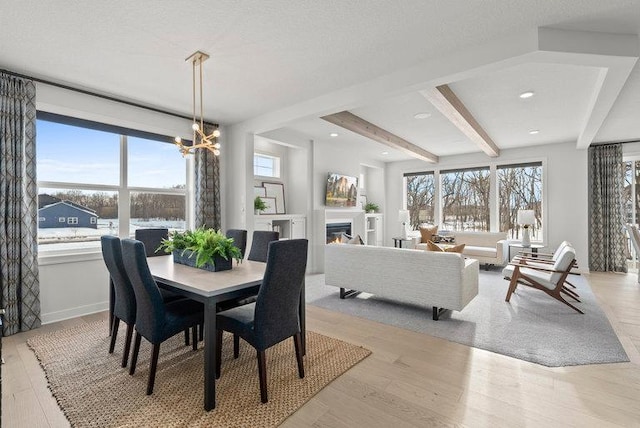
[385,141,589,270]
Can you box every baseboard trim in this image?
[42,301,108,325]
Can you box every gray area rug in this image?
[306,270,629,367]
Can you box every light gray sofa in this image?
[324,244,479,320]
[413,231,508,268]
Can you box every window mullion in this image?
[119,135,130,238]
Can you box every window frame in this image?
[36,112,192,255]
[253,152,281,179]
[403,156,547,244]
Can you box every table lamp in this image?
[398,209,410,240]
[517,209,535,247]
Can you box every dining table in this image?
[139,255,306,411]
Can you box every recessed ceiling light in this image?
[519,91,535,99]
[414,112,431,119]
[529,129,539,135]
[381,151,389,155]
[330,132,339,137]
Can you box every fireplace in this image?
[326,222,352,244]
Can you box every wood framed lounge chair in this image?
[504,244,583,314]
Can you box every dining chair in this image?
[121,239,204,395]
[216,239,308,403]
[504,244,582,314]
[101,236,190,368]
[226,229,247,259]
[134,228,169,257]
[247,230,280,262]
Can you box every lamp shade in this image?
[398,210,410,223]
[517,209,535,226]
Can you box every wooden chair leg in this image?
[108,317,120,354]
[184,329,190,346]
[192,325,198,351]
[505,270,520,302]
[293,333,305,379]
[234,334,240,359]
[121,323,134,368]
[216,329,223,379]
[257,350,268,403]
[553,293,584,314]
[147,343,160,395]
[561,287,581,302]
[129,332,142,376]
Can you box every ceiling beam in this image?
[321,111,438,163]
[421,84,500,157]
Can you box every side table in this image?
[508,243,544,261]
[392,237,413,248]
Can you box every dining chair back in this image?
[101,235,136,367]
[134,228,169,257]
[216,239,308,403]
[226,229,247,259]
[247,230,280,262]
[121,239,204,395]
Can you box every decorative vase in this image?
[172,249,233,272]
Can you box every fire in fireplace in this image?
[326,222,352,244]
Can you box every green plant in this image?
[254,196,267,212]
[365,202,379,212]
[159,227,242,268]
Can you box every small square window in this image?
[58,217,66,223]
[90,217,97,224]
[254,153,280,178]
[38,217,45,222]
[67,217,78,225]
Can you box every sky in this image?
[37,120,186,188]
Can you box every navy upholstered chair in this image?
[216,239,308,403]
[134,228,169,257]
[247,230,280,262]
[101,236,138,368]
[121,239,204,395]
[226,229,247,259]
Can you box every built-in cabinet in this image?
[365,213,384,246]
[255,214,306,239]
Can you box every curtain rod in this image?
[0,67,219,126]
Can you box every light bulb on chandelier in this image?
[174,51,221,157]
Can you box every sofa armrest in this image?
[497,240,508,265]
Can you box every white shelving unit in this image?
[254,214,306,239]
[364,213,384,246]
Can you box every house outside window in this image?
[253,153,281,178]
[36,113,188,251]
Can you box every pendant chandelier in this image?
[174,51,221,156]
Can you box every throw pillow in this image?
[347,234,364,245]
[419,225,438,243]
[426,241,466,253]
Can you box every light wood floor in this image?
[3,271,640,427]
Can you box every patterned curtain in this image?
[0,73,41,335]
[589,143,628,272]
[194,123,221,230]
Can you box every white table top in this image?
[146,255,266,298]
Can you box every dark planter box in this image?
[172,249,232,272]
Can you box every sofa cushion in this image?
[463,245,497,258]
[419,225,438,243]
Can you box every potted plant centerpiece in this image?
[159,227,242,272]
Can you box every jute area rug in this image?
[28,320,370,427]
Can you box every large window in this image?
[36,115,187,251]
[498,162,543,240]
[405,172,435,228]
[404,161,544,241]
[441,167,490,232]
